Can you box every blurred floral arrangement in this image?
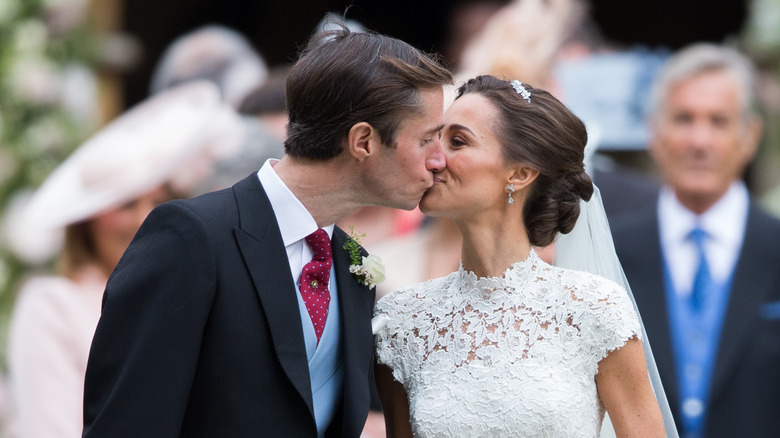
[0,0,103,340]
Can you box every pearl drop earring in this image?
[506,185,515,205]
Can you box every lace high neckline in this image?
[457,249,541,293]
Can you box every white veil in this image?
[555,183,678,437]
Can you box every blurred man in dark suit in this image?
[612,43,780,437]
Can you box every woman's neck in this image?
[456,212,532,279]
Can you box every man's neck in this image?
[674,188,729,216]
[272,155,362,227]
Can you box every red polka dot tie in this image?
[300,229,332,343]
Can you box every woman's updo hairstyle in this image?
[456,75,593,247]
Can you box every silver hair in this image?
[649,43,756,121]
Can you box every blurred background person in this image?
[613,44,780,437]
[147,24,273,196]
[457,0,579,91]
[440,0,507,69]
[192,65,290,194]
[238,65,289,142]
[4,81,240,438]
[367,216,462,298]
[149,24,268,109]
[214,64,289,181]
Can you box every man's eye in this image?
[711,116,730,128]
[672,113,693,124]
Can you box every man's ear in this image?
[741,115,763,164]
[508,166,540,191]
[347,122,376,161]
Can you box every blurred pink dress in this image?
[7,266,105,437]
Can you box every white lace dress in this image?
[374,250,641,437]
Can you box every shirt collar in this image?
[659,181,748,249]
[257,159,334,247]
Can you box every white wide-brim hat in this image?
[23,80,240,230]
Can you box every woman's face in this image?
[89,185,174,273]
[420,93,514,218]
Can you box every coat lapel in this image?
[232,175,314,418]
[331,227,374,436]
[709,203,776,400]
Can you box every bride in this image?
[373,75,667,437]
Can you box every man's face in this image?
[650,70,759,213]
[370,87,446,210]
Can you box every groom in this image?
[82,19,452,437]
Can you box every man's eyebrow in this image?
[426,124,445,135]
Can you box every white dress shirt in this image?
[258,159,335,284]
[658,181,748,297]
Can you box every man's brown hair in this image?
[284,16,452,159]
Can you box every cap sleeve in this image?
[573,274,642,364]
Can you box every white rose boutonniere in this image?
[343,227,386,289]
[349,254,386,289]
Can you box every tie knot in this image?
[305,229,332,260]
[689,227,708,249]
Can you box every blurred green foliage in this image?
[0,0,100,366]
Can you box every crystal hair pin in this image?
[510,80,531,103]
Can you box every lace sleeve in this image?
[571,273,642,364]
[374,288,413,385]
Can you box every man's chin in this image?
[392,197,422,212]
[418,196,443,216]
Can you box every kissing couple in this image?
[83,15,672,438]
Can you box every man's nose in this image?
[688,121,716,150]
[426,140,446,172]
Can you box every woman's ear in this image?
[347,122,376,161]
[508,167,540,191]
